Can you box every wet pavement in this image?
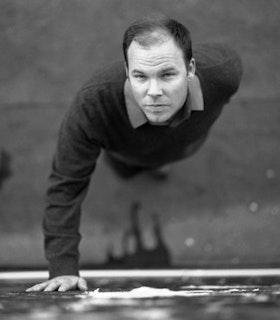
[1,276,280,319]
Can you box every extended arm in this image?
[45,92,102,278]
[27,91,102,291]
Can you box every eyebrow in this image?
[131,66,178,75]
[159,67,178,73]
[131,69,145,75]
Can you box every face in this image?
[126,37,195,125]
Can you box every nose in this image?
[147,79,162,97]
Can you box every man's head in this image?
[123,15,195,125]
[123,14,193,69]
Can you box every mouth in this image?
[144,104,168,112]
[146,104,167,106]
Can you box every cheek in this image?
[170,81,188,103]
[130,82,146,101]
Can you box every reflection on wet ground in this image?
[1,276,280,319]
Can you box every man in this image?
[27,15,242,292]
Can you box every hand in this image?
[26,275,88,292]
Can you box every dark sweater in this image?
[43,43,242,278]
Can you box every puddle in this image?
[1,277,280,319]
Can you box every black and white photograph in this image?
[0,0,280,318]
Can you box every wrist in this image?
[48,256,79,279]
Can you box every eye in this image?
[133,73,147,80]
[162,73,175,79]
[136,74,146,79]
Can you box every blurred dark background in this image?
[0,0,279,269]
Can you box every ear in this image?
[187,58,196,80]
[124,62,129,79]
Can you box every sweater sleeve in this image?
[43,90,102,278]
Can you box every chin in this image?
[147,115,171,125]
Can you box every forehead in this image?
[127,37,185,70]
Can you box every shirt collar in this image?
[124,74,204,129]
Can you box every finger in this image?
[26,281,50,292]
[77,278,88,291]
[58,281,74,292]
[44,280,61,292]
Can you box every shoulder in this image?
[194,43,243,102]
[82,60,126,89]
[74,60,126,107]
[67,61,126,127]
[193,43,242,69]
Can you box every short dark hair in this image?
[123,14,192,68]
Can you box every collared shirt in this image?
[125,74,204,129]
